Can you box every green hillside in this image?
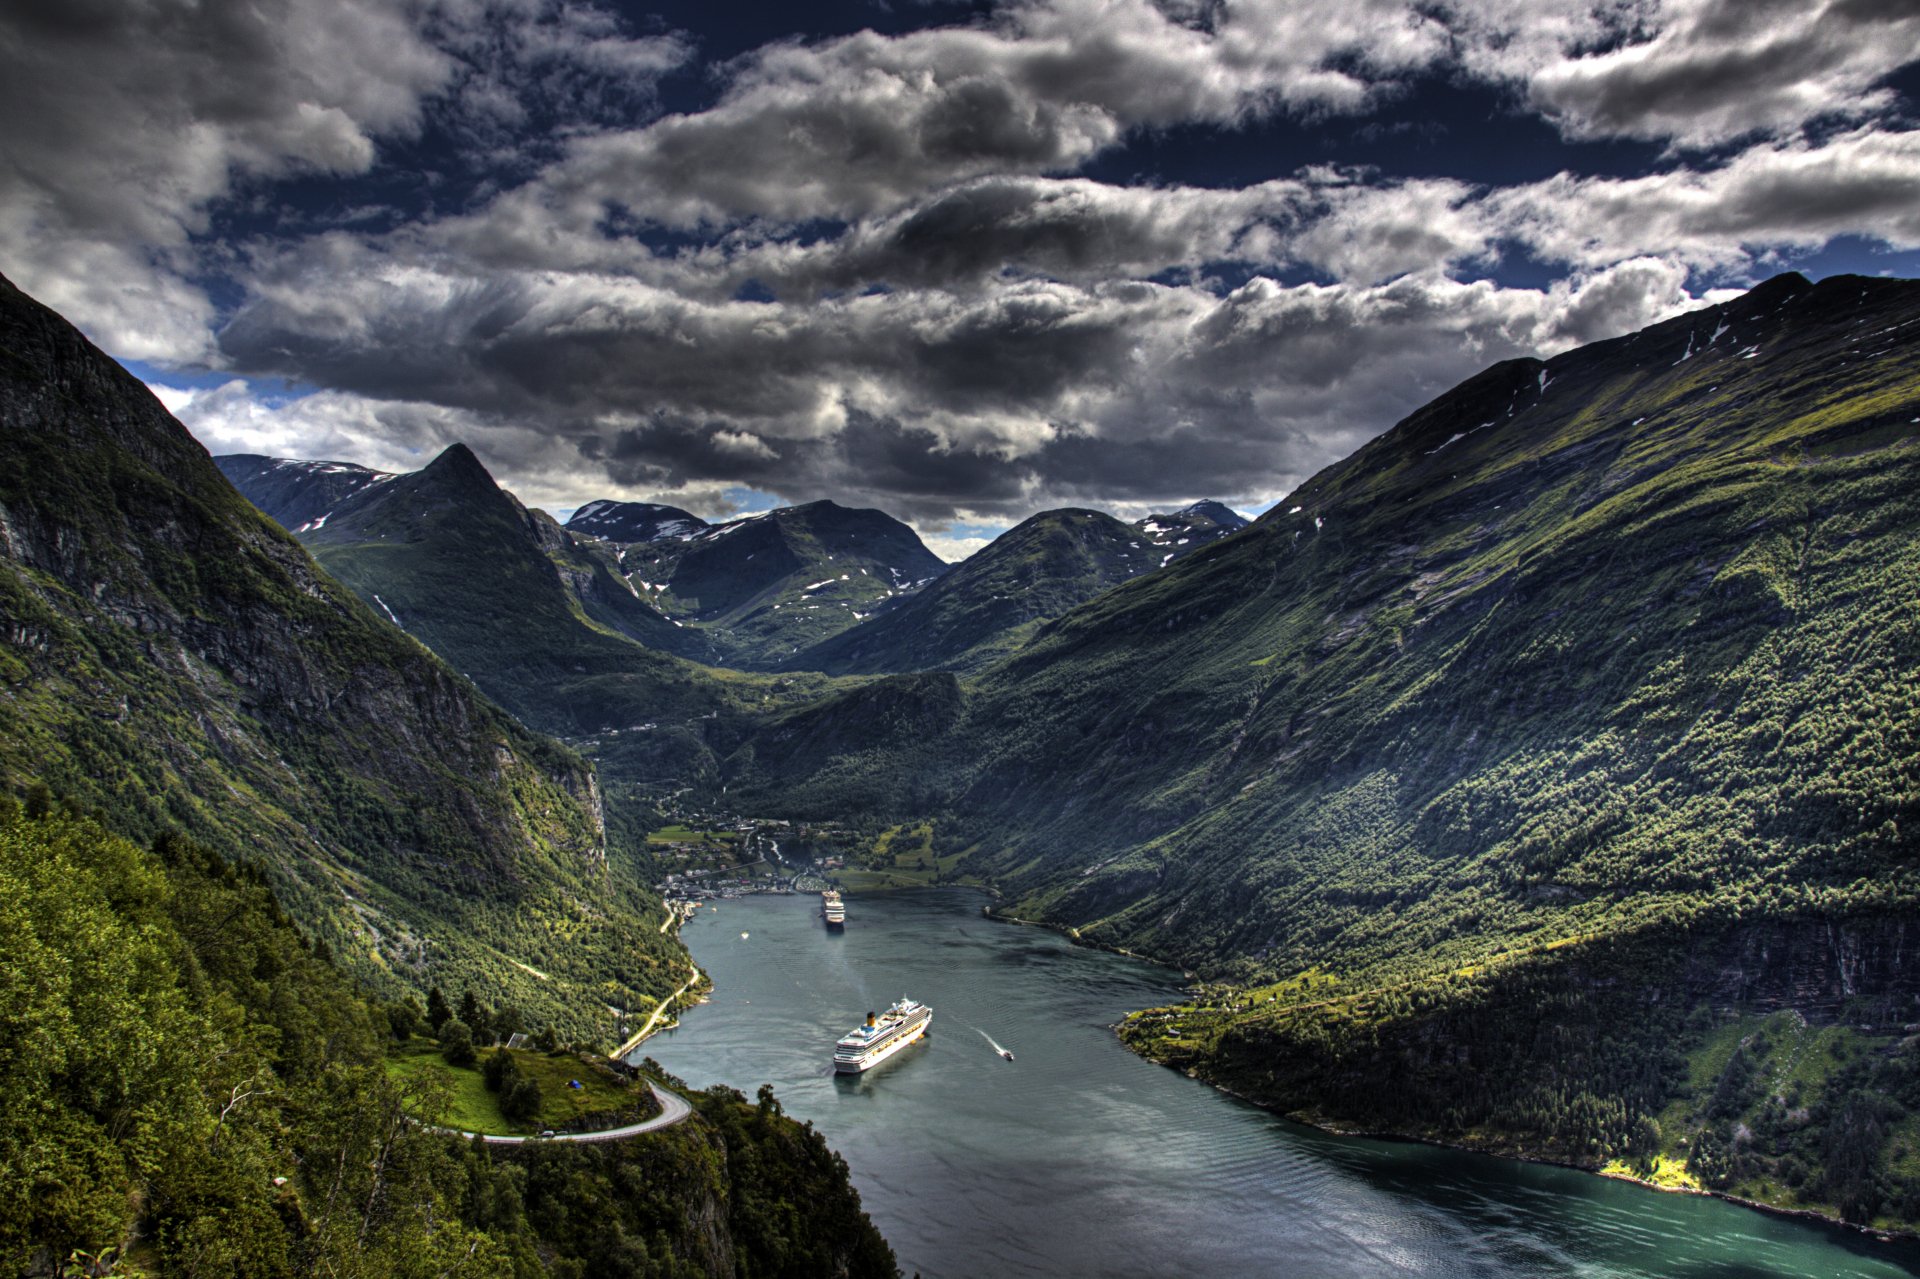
[723,273,1920,1219]
[0,272,681,1042]
[0,801,896,1277]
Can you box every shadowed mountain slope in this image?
[0,271,683,1040]
[788,507,1163,674]
[610,499,950,667]
[214,452,394,530]
[566,498,709,542]
[1134,499,1250,563]
[293,442,743,728]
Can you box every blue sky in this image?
[6,0,1920,558]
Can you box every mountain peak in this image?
[404,442,517,512]
[420,441,494,485]
[1175,499,1247,525]
[1133,499,1250,561]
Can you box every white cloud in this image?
[1291,178,1493,284]
[473,0,1451,232]
[15,0,1920,534]
[1492,127,1920,268]
[0,0,459,361]
[0,0,690,364]
[448,0,1920,250]
[916,531,997,564]
[712,428,781,461]
[160,379,480,473]
[1519,0,1920,148]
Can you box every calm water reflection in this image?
[636,889,1920,1279]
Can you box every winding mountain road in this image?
[438,1082,692,1145]
[612,960,702,1060]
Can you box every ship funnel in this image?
[866,1011,876,1026]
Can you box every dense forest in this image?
[0,794,896,1277]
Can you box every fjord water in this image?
[637,889,1920,1279]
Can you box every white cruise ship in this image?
[833,997,932,1073]
[821,889,846,928]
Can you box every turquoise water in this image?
[636,888,1920,1279]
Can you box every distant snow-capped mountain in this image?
[566,499,710,543]
[1132,499,1250,564]
[212,454,394,532]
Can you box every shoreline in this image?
[1140,1042,1920,1249]
[984,903,1192,976]
[650,876,1915,1252]
[978,893,1914,1249]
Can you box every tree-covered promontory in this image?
[0,797,896,1278]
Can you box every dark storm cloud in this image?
[1029,423,1300,508]
[599,412,1035,522]
[899,287,1146,413]
[212,244,1706,521]
[14,0,1920,530]
[671,177,1310,297]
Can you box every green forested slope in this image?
[0,272,680,1041]
[725,273,1920,1218]
[735,271,1920,969]
[0,800,896,1278]
[964,271,1920,972]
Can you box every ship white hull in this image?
[834,1016,930,1073]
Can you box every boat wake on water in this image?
[973,1027,1015,1061]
